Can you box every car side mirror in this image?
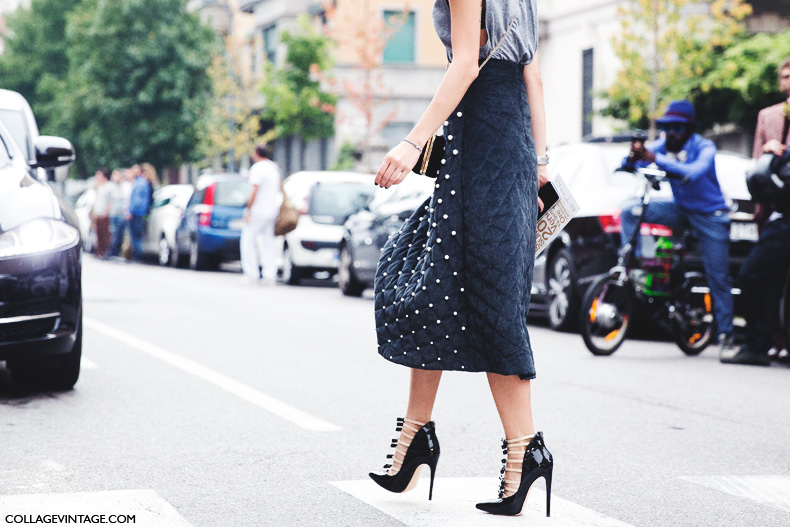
[32,136,75,171]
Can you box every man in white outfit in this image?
[241,144,283,283]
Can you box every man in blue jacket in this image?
[128,164,151,262]
[620,100,736,355]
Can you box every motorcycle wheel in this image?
[580,274,633,356]
[673,276,715,356]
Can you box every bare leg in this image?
[487,373,534,437]
[406,369,442,422]
[487,373,535,496]
[389,369,442,475]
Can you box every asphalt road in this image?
[1,256,789,527]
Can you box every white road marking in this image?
[0,489,191,526]
[332,477,636,526]
[81,357,98,369]
[682,475,790,512]
[84,317,341,433]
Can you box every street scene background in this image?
[1,0,790,526]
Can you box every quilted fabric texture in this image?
[374,59,538,379]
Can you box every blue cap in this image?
[656,100,699,126]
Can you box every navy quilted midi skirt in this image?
[374,59,538,380]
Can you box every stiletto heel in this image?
[369,418,441,500]
[428,457,438,500]
[475,432,553,516]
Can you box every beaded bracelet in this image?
[403,138,422,152]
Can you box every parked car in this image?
[74,187,96,253]
[339,175,436,296]
[0,88,68,185]
[142,184,193,266]
[174,174,249,270]
[531,140,756,331]
[0,118,81,389]
[281,171,376,284]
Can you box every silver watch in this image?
[537,155,549,166]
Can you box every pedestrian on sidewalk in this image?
[90,166,113,258]
[128,164,152,262]
[240,144,283,284]
[110,168,133,258]
[723,58,790,367]
[368,0,554,516]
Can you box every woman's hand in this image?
[375,141,421,188]
[537,164,549,212]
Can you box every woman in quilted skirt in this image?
[368,0,554,516]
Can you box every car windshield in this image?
[0,109,31,160]
[310,182,375,223]
[214,180,250,207]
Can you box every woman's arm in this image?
[524,53,548,186]
[523,52,549,210]
[375,0,482,188]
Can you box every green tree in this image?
[260,15,336,168]
[690,31,790,132]
[198,36,264,170]
[0,0,83,132]
[47,0,215,176]
[603,0,752,137]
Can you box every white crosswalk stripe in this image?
[0,490,191,526]
[332,477,636,526]
[682,475,790,513]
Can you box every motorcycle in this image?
[579,167,716,356]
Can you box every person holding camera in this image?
[620,100,736,356]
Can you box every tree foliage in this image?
[0,0,82,132]
[690,31,790,132]
[603,0,752,135]
[324,1,404,168]
[260,16,336,150]
[1,0,214,177]
[198,37,264,168]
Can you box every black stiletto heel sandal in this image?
[475,432,553,516]
[369,417,441,500]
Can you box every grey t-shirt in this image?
[432,0,538,66]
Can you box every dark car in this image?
[339,176,435,296]
[0,120,80,390]
[174,174,250,270]
[531,141,756,331]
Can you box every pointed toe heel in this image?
[475,432,553,516]
[369,418,441,500]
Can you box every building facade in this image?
[538,0,790,153]
[241,0,446,175]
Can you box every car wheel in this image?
[189,237,214,271]
[171,237,188,268]
[338,243,365,297]
[12,315,82,391]
[281,245,302,285]
[158,236,172,266]
[547,248,579,332]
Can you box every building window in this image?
[383,11,415,64]
[263,25,278,64]
[582,48,594,138]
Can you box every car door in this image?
[145,189,173,254]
